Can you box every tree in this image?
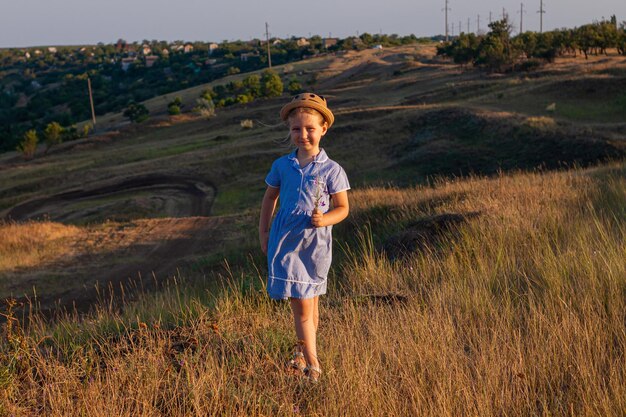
[43,121,63,153]
[261,69,283,97]
[287,77,303,94]
[475,18,517,71]
[17,129,38,160]
[243,74,261,97]
[515,32,538,58]
[168,96,183,115]
[123,102,149,123]
[437,33,481,65]
[617,23,626,55]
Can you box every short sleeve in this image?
[326,165,350,195]
[265,160,281,188]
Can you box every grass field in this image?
[1,44,625,415]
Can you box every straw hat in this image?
[280,93,335,128]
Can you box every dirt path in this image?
[2,174,216,223]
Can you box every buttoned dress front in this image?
[265,148,350,300]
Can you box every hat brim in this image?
[280,102,335,128]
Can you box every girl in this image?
[259,93,350,382]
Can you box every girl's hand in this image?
[260,230,269,254]
[311,208,325,227]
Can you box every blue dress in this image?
[265,148,350,299]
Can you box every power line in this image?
[537,0,546,33]
[442,0,451,41]
[518,3,527,33]
[265,22,272,68]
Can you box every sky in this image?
[1,0,625,48]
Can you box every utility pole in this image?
[443,0,451,41]
[518,3,526,33]
[467,18,470,33]
[459,20,462,34]
[537,0,546,33]
[503,7,507,20]
[87,77,96,127]
[477,14,481,33]
[265,22,272,68]
[489,11,492,23]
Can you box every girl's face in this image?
[289,112,328,153]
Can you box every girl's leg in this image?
[313,296,319,332]
[290,297,319,368]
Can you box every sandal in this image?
[303,365,322,383]
[286,351,306,375]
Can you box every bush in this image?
[227,66,241,75]
[167,105,181,115]
[43,121,63,154]
[194,98,216,118]
[16,129,38,160]
[123,102,149,123]
[236,94,253,104]
[243,75,261,97]
[167,97,183,115]
[261,69,283,97]
[287,77,302,94]
[81,123,93,138]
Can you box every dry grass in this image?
[0,221,82,271]
[1,162,625,416]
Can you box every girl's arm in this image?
[311,190,349,228]
[259,186,280,254]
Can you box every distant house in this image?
[208,43,219,54]
[183,43,194,53]
[24,52,31,59]
[322,38,338,48]
[48,47,57,53]
[141,45,152,55]
[272,39,283,46]
[34,49,42,55]
[372,44,383,50]
[161,48,170,56]
[240,52,259,62]
[121,57,136,71]
[145,55,159,67]
[296,38,310,47]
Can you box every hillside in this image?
[0,43,625,415]
[1,44,625,311]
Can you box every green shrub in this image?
[43,121,63,154]
[123,102,149,123]
[16,129,38,160]
[261,69,283,97]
